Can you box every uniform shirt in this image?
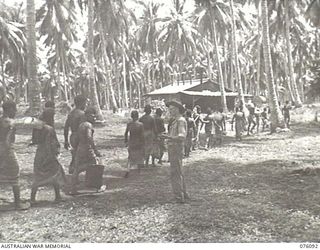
[168,116,186,145]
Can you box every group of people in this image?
[0,95,102,210]
[0,95,295,209]
[125,100,189,203]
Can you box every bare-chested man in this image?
[64,95,87,174]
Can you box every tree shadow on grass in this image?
[162,157,320,242]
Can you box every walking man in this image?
[163,100,189,203]
[64,95,87,174]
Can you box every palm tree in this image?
[88,0,103,119]
[195,0,229,112]
[284,0,302,107]
[37,0,78,102]
[0,3,27,102]
[306,0,320,27]
[96,11,118,110]
[26,0,41,114]
[158,0,198,84]
[137,1,162,90]
[229,0,246,108]
[261,0,283,131]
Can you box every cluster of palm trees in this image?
[0,0,319,130]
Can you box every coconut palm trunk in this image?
[229,34,235,92]
[122,34,128,108]
[26,0,41,114]
[283,47,295,102]
[97,17,118,110]
[256,1,261,97]
[87,0,103,120]
[209,9,228,112]
[284,0,302,107]
[230,0,245,107]
[261,0,284,131]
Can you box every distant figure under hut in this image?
[70,107,102,195]
[282,101,292,129]
[125,110,145,173]
[185,109,196,157]
[192,105,202,150]
[30,108,66,204]
[232,107,245,141]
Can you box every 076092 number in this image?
[300,244,318,248]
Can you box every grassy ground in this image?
[1,107,320,242]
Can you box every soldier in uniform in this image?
[64,95,87,174]
[162,100,189,203]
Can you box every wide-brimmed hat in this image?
[166,100,185,113]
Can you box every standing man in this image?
[125,110,145,173]
[152,108,166,165]
[184,109,196,157]
[70,107,101,195]
[282,101,292,128]
[247,102,256,135]
[202,108,214,149]
[64,95,87,174]
[139,105,157,167]
[163,100,189,203]
[0,101,30,210]
[192,105,202,150]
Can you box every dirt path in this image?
[1,111,320,242]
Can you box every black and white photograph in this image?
[0,0,320,246]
